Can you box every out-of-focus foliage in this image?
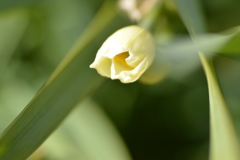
[27,99,132,160]
[0,0,240,160]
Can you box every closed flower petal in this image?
[90,25,155,83]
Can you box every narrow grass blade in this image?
[173,0,240,160]
[172,0,240,55]
[194,26,240,55]
[0,1,117,160]
[199,52,240,160]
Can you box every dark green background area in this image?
[0,0,240,159]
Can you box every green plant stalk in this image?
[0,1,117,160]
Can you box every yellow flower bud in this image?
[90,25,155,83]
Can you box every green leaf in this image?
[158,33,233,79]
[172,0,240,55]
[199,52,240,160]
[173,0,240,160]
[172,0,206,34]
[0,1,117,159]
[218,26,240,54]
[189,26,240,55]
[167,0,236,53]
[31,99,132,160]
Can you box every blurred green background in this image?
[0,0,240,160]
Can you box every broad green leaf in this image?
[0,8,29,77]
[0,1,117,159]
[29,99,132,160]
[199,53,240,160]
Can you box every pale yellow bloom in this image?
[90,25,155,83]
